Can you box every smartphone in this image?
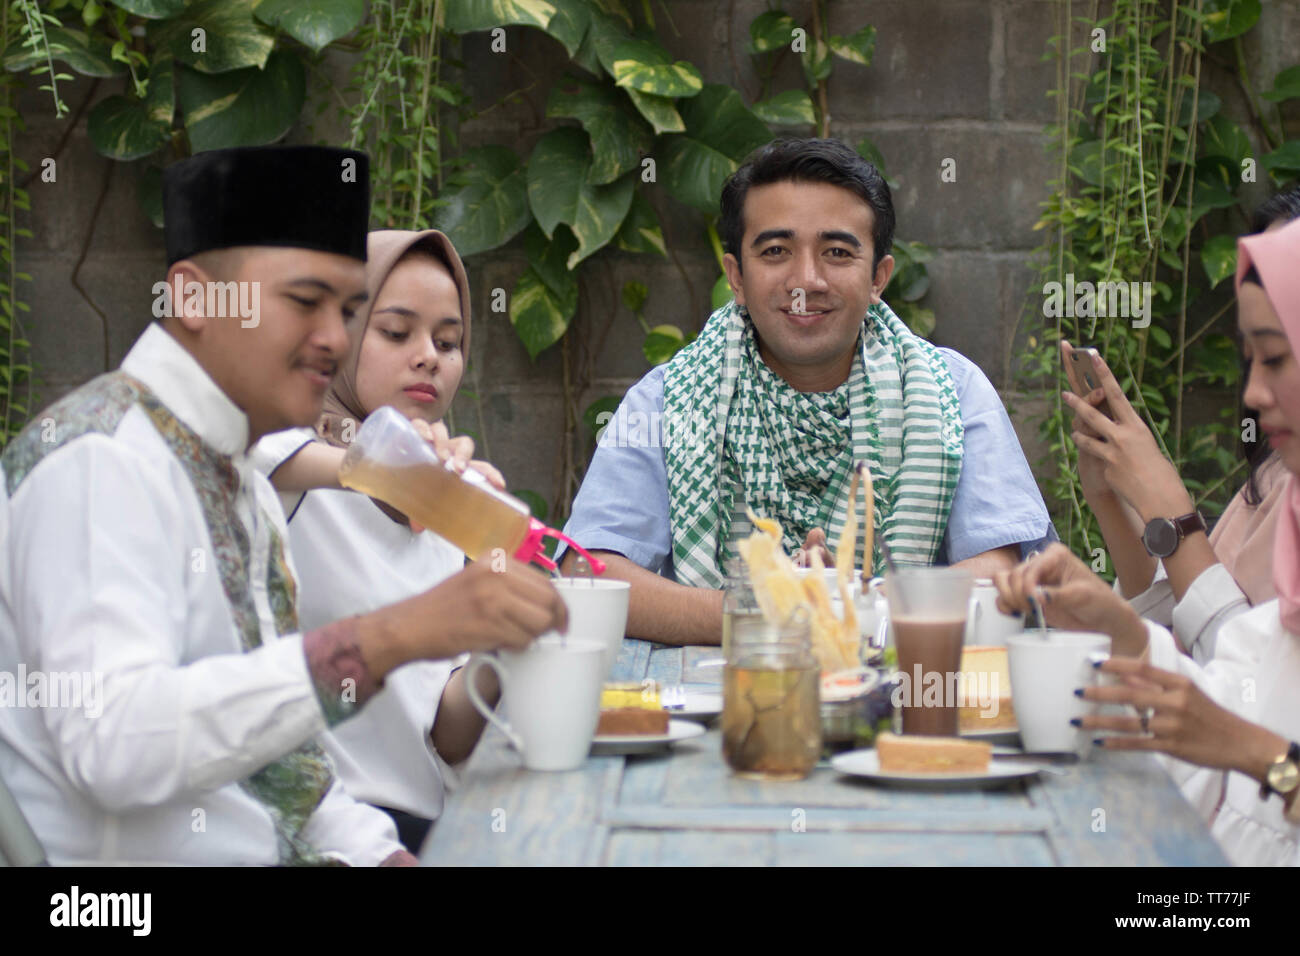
[1065,346,1114,420]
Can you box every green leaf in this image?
[621,279,648,313]
[748,10,797,54]
[178,50,305,151]
[433,145,532,257]
[643,324,692,365]
[1264,65,1300,103]
[854,137,893,181]
[138,164,164,228]
[510,267,576,359]
[3,25,123,77]
[890,239,933,301]
[1175,89,1220,126]
[624,87,684,134]
[1148,326,1172,349]
[583,395,624,439]
[828,24,876,66]
[446,0,557,32]
[144,56,175,127]
[523,222,579,302]
[544,0,593,58]
[147,0,276,73]
[513,489,549,521]
[1201,0,1261,44]
[800,36,831,86]
[752,89,814,126]
[1200,115,1252,165]
[254,0,365,54]
[614,190,666,257]
[107,0,187,16]
[585,10,631,75]
[658,85,772,213]
[526,127,635,267]
[892,301,935,338]
[87,94,170,160]
[546,74,653,184]
[1262,141,1300,178]
[613,55,703,98]
[711,272,733,310]
[1200,233,1237,289]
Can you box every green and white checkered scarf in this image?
[663,299,964,589]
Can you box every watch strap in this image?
[1172,511,1207,539]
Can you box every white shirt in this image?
[253,429,466,821]
[1125,561,1250,665]
[0,325,404,865]
[1147,602,1300,866]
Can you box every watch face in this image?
[1143,519,1178,558]
[1269,759,1300,795]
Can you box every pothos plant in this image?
[1017,0,1300,565]
[4,0,368,226]
[436,0,936,520]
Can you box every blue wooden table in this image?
[419,639,1228,866]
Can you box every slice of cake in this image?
[876,732,992,773]
[958,646,1016,731]
[597,707,670,736]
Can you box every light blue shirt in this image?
[562,347,1056,579]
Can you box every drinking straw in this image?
[879,539,910,615]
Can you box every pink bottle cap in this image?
[514,519,607,574]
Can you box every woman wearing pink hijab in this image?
[995,217,1300,866]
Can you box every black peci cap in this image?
[162,145,370,265]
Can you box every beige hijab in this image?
[317,229,472,447]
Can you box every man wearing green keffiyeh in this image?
[561,139,1054,646]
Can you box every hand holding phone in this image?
[1063,342,1115,420]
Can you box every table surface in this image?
[419,639,1229,866]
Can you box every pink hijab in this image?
[1235,218,1300,632]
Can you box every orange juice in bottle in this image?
[338,406,604,572]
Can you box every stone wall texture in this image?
[14,0,1300,522]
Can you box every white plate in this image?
[591,718,707,755]
[664,691,723,723]
[830,748,1043,788]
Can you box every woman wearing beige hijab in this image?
[253,229,502,853]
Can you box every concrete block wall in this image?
[14,1,1299,519]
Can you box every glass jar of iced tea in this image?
[721,614,821,780]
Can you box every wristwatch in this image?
[1261,742,1300,800]
[1141,511,1207,559]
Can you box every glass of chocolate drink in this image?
[721,614,821,780]
[886,566,974,736]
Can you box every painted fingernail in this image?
[1093,738,1106,747]
[1069,718,1082,727]
[1073,688,1084,697]
[1091,658,1103,668]
[1010,610,1022,619]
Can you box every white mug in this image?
[465,635,605,771]
[1007,630,1111,755]
[966,581,1025,646]
[553,579,630,680]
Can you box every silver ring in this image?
[1139,707,1153,734]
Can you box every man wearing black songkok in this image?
[0,145,566,866]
